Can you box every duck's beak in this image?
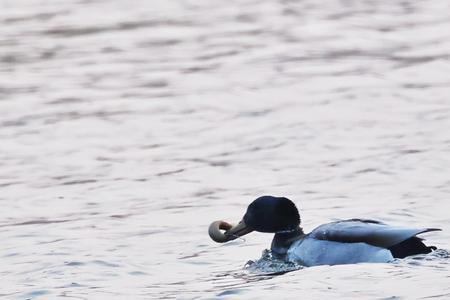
[208,219,253,243]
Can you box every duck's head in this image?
[208,196,301,243]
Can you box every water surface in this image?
[1,0,450,299]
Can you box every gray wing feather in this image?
[309,220,441,248]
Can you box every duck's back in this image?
[286,219,439,266]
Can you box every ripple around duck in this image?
[397,248,450,267]
[244,248,450,275]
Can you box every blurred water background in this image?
[1,0,450,299]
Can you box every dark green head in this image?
[243,196,300,233]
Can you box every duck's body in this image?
[288,236,394,266]
[208,196,440,267]
[283,219,438,266]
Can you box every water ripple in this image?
[1,0,450,299]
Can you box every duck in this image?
[208,196,441,266]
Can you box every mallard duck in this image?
[208,196,440,266]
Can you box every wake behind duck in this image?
[209,196,441,267]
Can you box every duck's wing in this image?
[309,219,441,248]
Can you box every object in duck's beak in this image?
[208,220,254,243]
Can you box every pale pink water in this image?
[1,0,449,299]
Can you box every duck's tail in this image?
[388,231,439,259]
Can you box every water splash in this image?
[244,249,304,275]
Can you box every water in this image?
[1,0,450,299]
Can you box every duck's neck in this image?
[270,227,305,257]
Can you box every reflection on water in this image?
[1,0,450,299]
